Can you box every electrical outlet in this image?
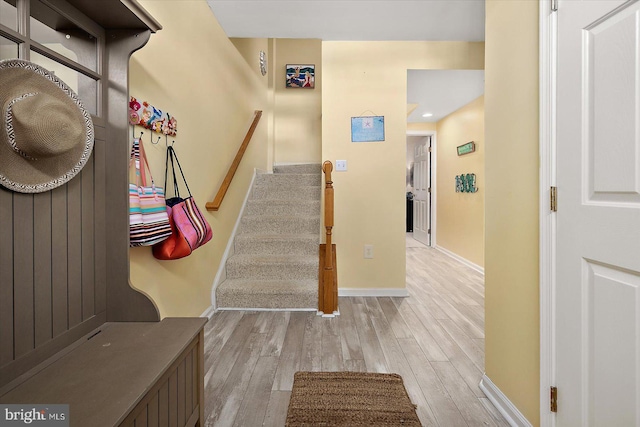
[336,160,347,171]
[364,244,374,259]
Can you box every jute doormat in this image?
[285,371,421,426]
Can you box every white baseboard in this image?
[435,245,485,275]
[479,374,533,427]
[210,169,260,310]
[338,288,409,297]
[217,307,318,312]
[200,306,215,319]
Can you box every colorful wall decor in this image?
[351,116,385,142]
[455,173,478,193]
[129,97,177,136]
[286,64,315,88]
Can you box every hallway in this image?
[203,243,507,426]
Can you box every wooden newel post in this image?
[321,161,337,313]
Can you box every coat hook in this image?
[139,131,144,139]
[151,136,161,145]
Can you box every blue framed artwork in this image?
[351,116,385,142]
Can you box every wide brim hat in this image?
[0,59,94,193]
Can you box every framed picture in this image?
[457,141,475,156]
[351,116,385,142]
[286,64,315,88]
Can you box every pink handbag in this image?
[152,146,212,260]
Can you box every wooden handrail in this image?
[206,110,262,211]
[319,161,338,314]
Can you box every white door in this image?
[556,1,640,425]
[413,137,431,246]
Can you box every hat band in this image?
[5,92,38,160]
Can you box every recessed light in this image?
[422,113,433,118]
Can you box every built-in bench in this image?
[1,319,206,427]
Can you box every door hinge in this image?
[428,187,431,193]
[550,386,558,412]
[551,0,558,12]
[428,147,432,153]
[550,186,557,212]
[427,229,431,234]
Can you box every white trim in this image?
[319,310,340,318]
[479,374,533,427]
[210,168,261,310]
[539,1,557,426]
[200,306,215,320]
[435,245,484,275]
[217,307,318,312]
[338,288,409,297]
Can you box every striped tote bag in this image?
[129,138,172,246]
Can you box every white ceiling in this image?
[206,1,485,41]
[407,70,485,123]
[207,1,485,124]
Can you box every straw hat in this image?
[0,59,94,193]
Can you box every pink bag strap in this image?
[129,137,154,187]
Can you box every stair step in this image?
[235,233,319,255]
[226,254,319,280]
[216,279,317,309]
[255,173,320,187]
[244,200,320,216]
[274,164,322,174]
[251,185,321,201]
[239,215,320,235]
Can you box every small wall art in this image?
[457,141,475,156]
[286,64,315,88]
[455,173,478,193]
[351,116,385,142]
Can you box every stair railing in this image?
[206,110,262,211]
[319,161,338,314]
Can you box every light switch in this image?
[336,160,347,171]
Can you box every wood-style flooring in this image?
[203,242,508,426]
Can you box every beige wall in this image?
[274,39,322,164]
[128,0,269,318]
[322,41,484,290]
[485,1,539,425]
[436,96,484,268]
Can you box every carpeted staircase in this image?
[216,164,321,310]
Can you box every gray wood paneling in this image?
[81,157,95,321]
[147,391,159,427]
[13,193,34,359]
[169,370,178,427]
[33,191,52,348]
[177,359,186,427]
[66,176,83,329]
[158,381,169,427]
[0,190,14,367]
[51,185,69,338]
[93,135,107,314]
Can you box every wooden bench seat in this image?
[0,318,206,427]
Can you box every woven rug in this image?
[285,371,421,426]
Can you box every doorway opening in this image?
[406,131,435,248]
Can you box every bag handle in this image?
[129,138,155,188]
[164,145,192,198]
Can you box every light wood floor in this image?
[203,244,508,426]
